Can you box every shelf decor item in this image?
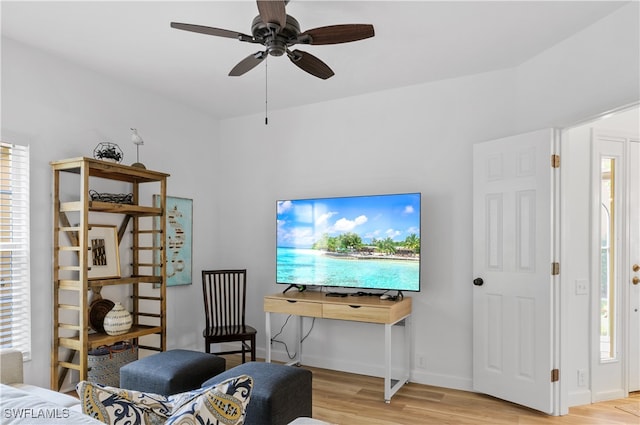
[89,298,115,333]
[93,142,123,163]
[87,225,121,280]
[103,302,133,336]
[130,128,146,169]
[89,190,134,204]
[88,341,138,387]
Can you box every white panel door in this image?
[473,129,558,414]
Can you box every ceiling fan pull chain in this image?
[265,55,269,125]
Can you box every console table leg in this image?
[295,315,303,365]
[384,316,412,402]
[405,315,412,379]
[285,315,303,366]
[265,312,272,363]
[384,322,392,402]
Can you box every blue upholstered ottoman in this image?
[120,349,226,396]
[202,362,312,425]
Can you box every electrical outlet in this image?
[575,279,588,295]
[416,354,426,369]
[577,369,587,386]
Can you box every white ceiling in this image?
[1,1,630,119]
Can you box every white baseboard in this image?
[410,369,473,392]
[262,346,473,393]
[567,389,592,407]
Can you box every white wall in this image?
[1,1,638,395]
[216,70,517,388]
[1,38,220,388]
[214,2,639,392]
[561,124,595,406]
[514,2,640,133]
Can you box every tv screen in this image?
[276,192,421,292]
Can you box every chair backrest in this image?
[201,269,248,330]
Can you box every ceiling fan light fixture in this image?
[266,42,286,57]
[171,0,374,79]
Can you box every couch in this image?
[0,349,332,425]
[0,348,101,424]
[0,348,251,425]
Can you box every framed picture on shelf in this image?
[87,224,121,280]
[154,195,193,286]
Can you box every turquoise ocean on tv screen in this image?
[276,248,419,291]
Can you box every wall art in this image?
[154,195,193,286]
[87,224,121,279]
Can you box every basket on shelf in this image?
[89,190,134,204]
[87,341,138,387]
[89,298,115,333]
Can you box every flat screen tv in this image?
[276,192,421,293]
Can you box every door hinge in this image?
[551,154,560,168]
[551,369,560,382]
[552,262,560,275]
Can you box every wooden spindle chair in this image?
[201,269,256,363]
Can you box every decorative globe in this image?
[93,142,123,163]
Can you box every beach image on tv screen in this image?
[276,193,420,291]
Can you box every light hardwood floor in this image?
[223,355,640,425]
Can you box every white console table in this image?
[264,291,412,402]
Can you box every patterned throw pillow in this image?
[77,375,253,425]
[167,375,253,425]
[76,381,169,425]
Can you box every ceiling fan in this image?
[170,0,375,80]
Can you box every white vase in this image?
[103,302,132,335]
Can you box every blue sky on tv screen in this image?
[277,193,420,248]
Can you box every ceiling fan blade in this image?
[229,51,267,76]
[256,0,287,29]
[298,24,375,45]
[171,22,253,42]
[288,49,335,80]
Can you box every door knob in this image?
[633,264,640,272]
[633,276,640,285]
[473,278,484,286]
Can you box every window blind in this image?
[0,142,31,360]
